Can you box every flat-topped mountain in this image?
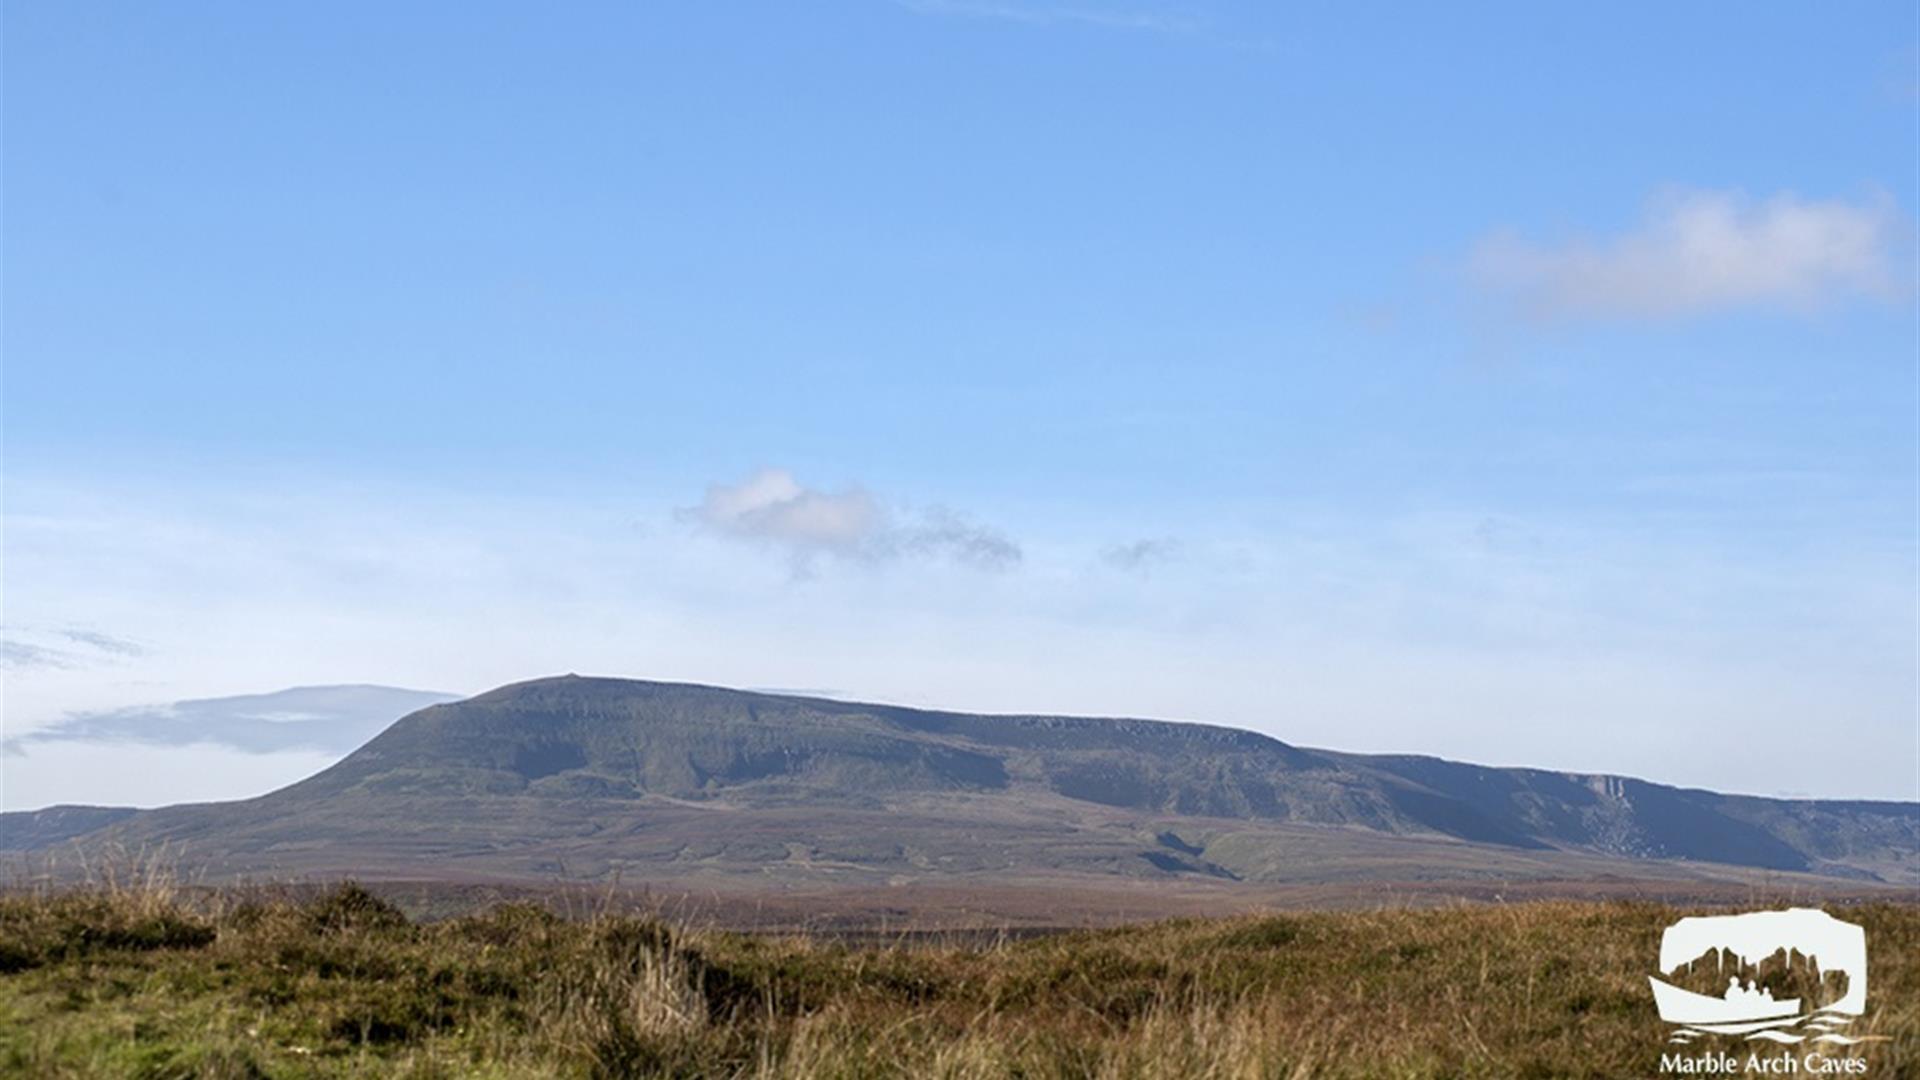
[7,676,1916,890]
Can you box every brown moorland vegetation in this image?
[1,878,1915,1079]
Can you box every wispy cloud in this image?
[749,686,846,699]
[1467,189,1906,321]
[57,629,146,657]
[0,641,78,671]
[685,468,1021,573]
[5,685,461,757]
[1,626,146,671]
[895,0,1202,34]
[900,507,1024,568]
[1103,537,1180,572]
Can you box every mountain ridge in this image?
[5,675,1915,889]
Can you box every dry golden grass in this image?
[0,873,1913,1078]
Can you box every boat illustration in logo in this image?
[1649,908,1867,1045]
[1649,976,1799,1026]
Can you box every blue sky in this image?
[4,1,1916,807]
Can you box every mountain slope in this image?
[9,676,1916,888]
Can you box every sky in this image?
[3,1,1916,808]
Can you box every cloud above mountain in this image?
[5,685,461,758]
[685,468,1021,572]
[1468,189,1905,321]
[1,627,146,671]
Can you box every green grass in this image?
[0,881,1914,1078]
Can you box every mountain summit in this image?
[8,676,1916,890]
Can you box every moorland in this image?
[4,875,1916,1079]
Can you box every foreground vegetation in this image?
[1,880,1915,1078]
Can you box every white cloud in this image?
[1468,189,1905,320]
[689,469,881,556]
[685,468,1021,571]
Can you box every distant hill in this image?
[6,676,1915,890]
[0,805,139,851]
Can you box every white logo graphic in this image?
[1650,908,1867,1046]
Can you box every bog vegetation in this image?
[1,873,1915,1079]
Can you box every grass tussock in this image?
[0,878,1914,1078]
